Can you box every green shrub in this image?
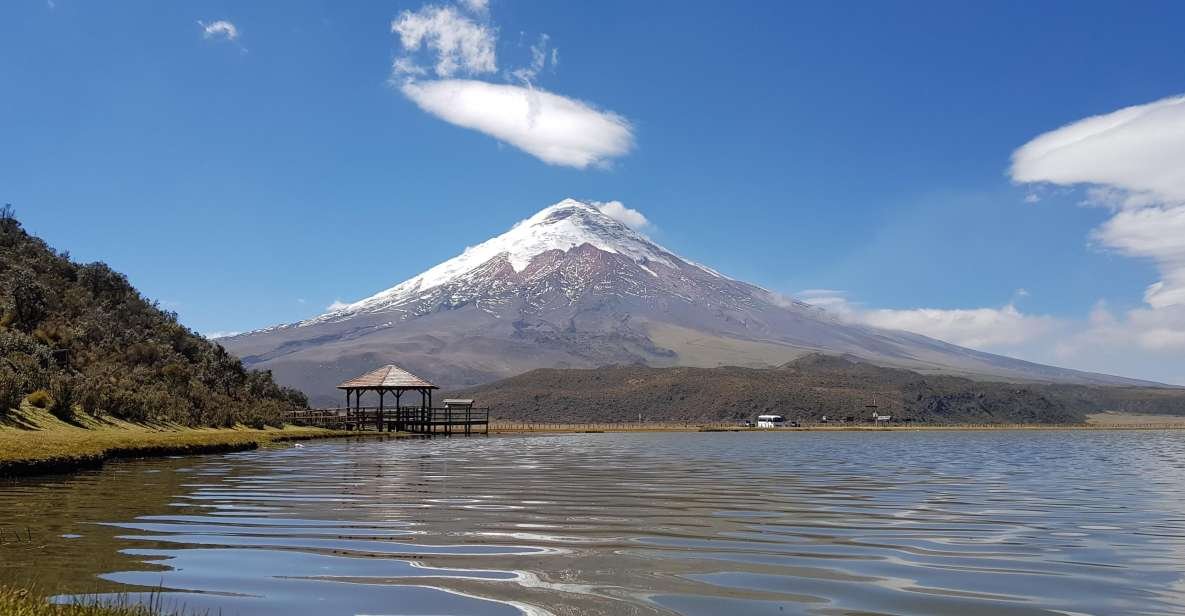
[0,369,22,414]
[25,389,53,409]
[49,376,77,421]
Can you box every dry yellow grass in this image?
[0,586,184,616]
[1087,411,1185,426]
[0,404,354,477]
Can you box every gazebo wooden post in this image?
[345,389,352,430]
[420,388,428,434]
[378,389,386,432]
[355,389,362,430]
[394,390,403,432]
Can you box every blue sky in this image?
[3,1,1185,383]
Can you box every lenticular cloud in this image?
[401,79,634,169]
[1010,95,1185,204]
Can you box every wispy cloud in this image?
[199,20,239,42]
[391,5,495,78]
[510,34,554,85]
[390,1,634,169]
[326,299,350,311]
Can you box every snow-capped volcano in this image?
[222,198,1152,405]
[307,199,725,323]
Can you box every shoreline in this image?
[0,406,394,479]
[488,420,1185,433]
[0,426,372,479]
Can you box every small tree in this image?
[0,204,17,234]
[7,277,49,332]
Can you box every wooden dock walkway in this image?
[283,406,490,435]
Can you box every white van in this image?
[756,414,785,428]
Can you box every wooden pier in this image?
[283,405,489,434]
[286,364,489,435]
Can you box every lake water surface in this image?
[3,431,1185,615]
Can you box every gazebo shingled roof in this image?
[337,364,438,390]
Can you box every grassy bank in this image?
[0,404,359,478]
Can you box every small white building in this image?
[756,414,785,428]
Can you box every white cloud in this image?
[1056,302,1185,355]
[591,201,651,231]
[401,79,633,168]
[1011,95,1185,205]
[391,5,496,78]
[858,304,1059,349]
[794,290,1185,383]
[204,331,242,340]
[1093,205,1185,308]
[326,299,350,311]
[796,291,1059,350]
[199,20,239,42]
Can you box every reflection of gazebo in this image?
[338,364,438,431]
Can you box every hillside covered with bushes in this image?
[0,206,306,427]
[459,354,1185,424]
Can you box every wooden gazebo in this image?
[338,364,438,432]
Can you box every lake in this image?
[2,431,1185,615]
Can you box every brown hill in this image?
[455,354,1185,424]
